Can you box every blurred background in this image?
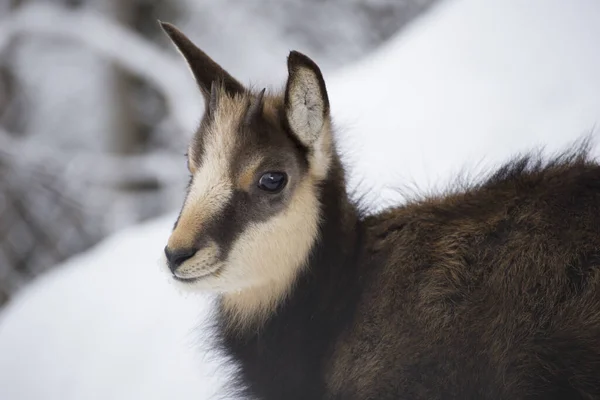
[0,0,438,307]
[2,1,600,399]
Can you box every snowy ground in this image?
[1,0,600,399]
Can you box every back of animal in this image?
[330,154,600,399]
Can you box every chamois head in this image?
[160,22,334,316]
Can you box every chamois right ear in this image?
[159,21,245,104]
[284,51,330,147]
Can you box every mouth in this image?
[171,263,223,283]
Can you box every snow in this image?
[1,0,600,399]
[328,0,600,208]
[0,213,231,400]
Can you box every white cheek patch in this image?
[286,68,325,146]
[219,177,322,326]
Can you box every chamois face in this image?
[160,23,332,305]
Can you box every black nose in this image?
[165,247,197,273]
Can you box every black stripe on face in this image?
[202,166,304,264]
[200,149,309,265]
[203,190,248,260]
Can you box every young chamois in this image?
[160,22,600,400]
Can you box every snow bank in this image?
[329,0,600,208]
[1,0,600,399]
[0,214,230,400]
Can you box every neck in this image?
[218,154,361,333]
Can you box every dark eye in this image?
[258,172,287,193]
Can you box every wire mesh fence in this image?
[0,159,103,305]
[0,125,189,308]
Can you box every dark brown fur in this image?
[211,142,600,400]
[160,22,600,400]
[327,144,600,399]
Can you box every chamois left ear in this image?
[159,21,245,106]
[284,51,330,147]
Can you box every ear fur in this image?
[159,21,245,103]
[284,51,330,147]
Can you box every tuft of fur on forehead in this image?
[187,86,291,168]
[187,85,251,171]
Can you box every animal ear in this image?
[159,21,245,103]
[284,51,330,147]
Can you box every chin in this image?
[161,261,245,295]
